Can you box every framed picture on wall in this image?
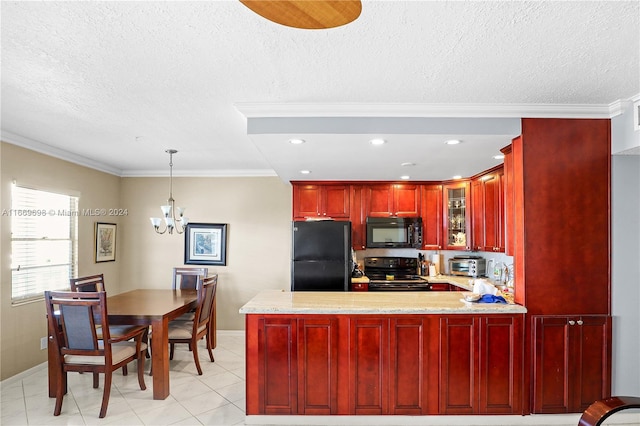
[95,222,117,262]
[184,223,227,266]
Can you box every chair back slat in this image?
[172,267,207,290]
[70,274,105,292]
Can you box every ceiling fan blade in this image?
[240,0,362,29]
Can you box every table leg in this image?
[150,317,170,400]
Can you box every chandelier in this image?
[150,149,188,234]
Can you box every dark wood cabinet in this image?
[256,317,298,414]
[420,184,443,249]
[349,185,366,250]
[471,167,505,252]
[439,315,523,415]
[297,318,339,414]
[532,315,611,414]
[247,313,522,416]
[389,317,433,414]
[442,181,471,250]
[366,184,420,217]
[350,318,388,414]
[292,184,350,219]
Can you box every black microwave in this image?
[366,217,423,248]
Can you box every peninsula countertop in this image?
[239,289,527,315]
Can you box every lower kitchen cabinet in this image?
[439,315,524,414]
[246,313,524,416]
[532,315,611,414]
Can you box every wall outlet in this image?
[40,336,48,350]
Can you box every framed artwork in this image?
[95,222,117,262]
[184,223,227,266]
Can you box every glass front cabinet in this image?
[443,181,471,250]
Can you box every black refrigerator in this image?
[291,220,352,291]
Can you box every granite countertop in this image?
[239,289,526,315]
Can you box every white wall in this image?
[611,98,640,154]
[611,154,640,395]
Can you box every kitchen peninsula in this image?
[241,289,526,415]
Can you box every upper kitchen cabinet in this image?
[471,166,505,253]
[442,181,471,250]
[420,184,443,250]
[292,183,350,220]
[366,184,421,218]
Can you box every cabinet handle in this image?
[577,320,583,325]
[569,320,576,325]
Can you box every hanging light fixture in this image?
[150,149,188,234]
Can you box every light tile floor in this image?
[2,332,638,426]
[1,332,247,425]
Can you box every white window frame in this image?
[10,183,78,304]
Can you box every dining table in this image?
[47,289,198,400]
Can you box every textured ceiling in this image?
[1,1,638,180]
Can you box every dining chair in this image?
[171,267,207,322]
[70,274,105,292]
[70,274,146,375]
[172,267,208,290]
[152,275,217,376]
[45,290,148,418]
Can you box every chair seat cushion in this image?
[167,321,207,339]
[65,341,147,366]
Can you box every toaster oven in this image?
[448,256,486,277]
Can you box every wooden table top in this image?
[107,289,197,318]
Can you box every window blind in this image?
[11,184,78,303]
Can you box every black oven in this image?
[364,257,431,291]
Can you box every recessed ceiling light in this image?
[289,138,305,145]
[445,139,461,145]
[493,154,505,160]
[300,170,311,174]
[401,162,415,167]
[370,138,386,146]
[400,175,411,180]
[452,175,462,180]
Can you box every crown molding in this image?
[236,102,621,119]
[120,169,277,178]
[1,130,123,176]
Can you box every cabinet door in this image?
[258,317,298,414]
[389,318,428,414]
[393,184,421,217]
[570,315,611,413]
[533,315,611,414]
[478,316,523,414]
[350,318,388,414]
[439,316,477,414]
[471,170,505,252]
[366,185,394,217]
[443,181,471,250]
[323,185,350,218]
[420,184,443,249]
[532,316,570,413]
[293,184,322,219]
[297,318,339,414]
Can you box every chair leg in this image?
[53,372,66,416]
[169,343,175,360]
[137,353,146,390]
[206,332,215,362]
[93,372,99,388]
[122,365,128,376]
[99,371,112,418]
[192,340,203,375]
